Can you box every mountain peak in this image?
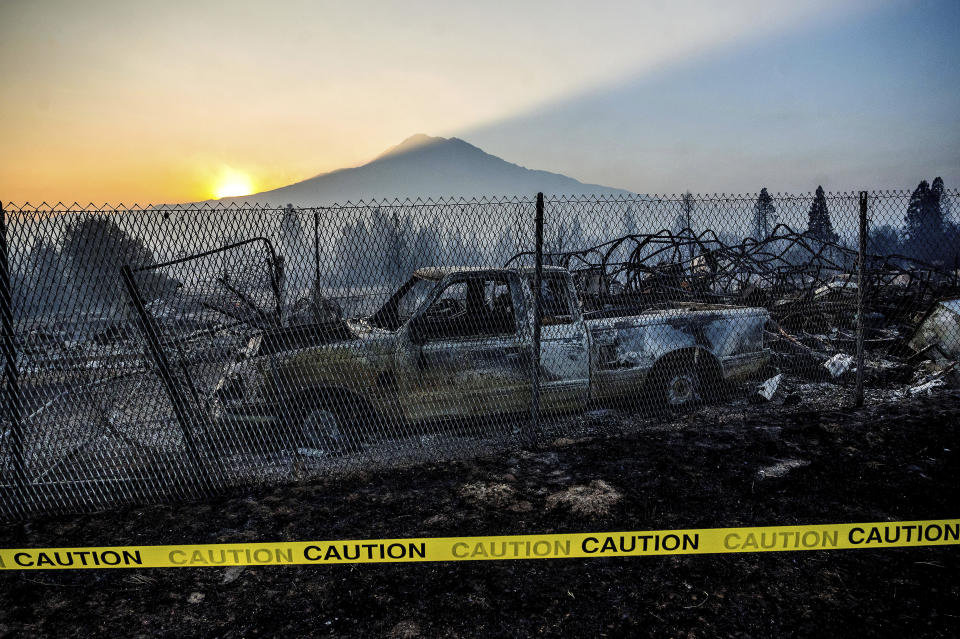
[376,133,448,160]
[225,134,630,205]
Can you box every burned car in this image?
[212,266,770,450]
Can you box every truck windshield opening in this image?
[368,276,438,330]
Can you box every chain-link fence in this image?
[2,187,958,520]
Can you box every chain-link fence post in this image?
[120,264,213,493]
[0,202,25,492]
[854,191,869,407]
[313,207,321,295]
[529,192,544,443]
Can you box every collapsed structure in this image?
[508,224,960,391]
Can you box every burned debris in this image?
[907,299,960,391]
[508,224,960,392]
[910,298,960,362]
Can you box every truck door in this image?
[531,272,591,412]
[397,273,530,422]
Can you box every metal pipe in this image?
[854,191,868,407]
[0,203,25,491]
[530,193,543,443]
[314,208,321,292]
[120,264,214,492]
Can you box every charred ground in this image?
[1,388,958,638]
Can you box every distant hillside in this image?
[220,134,632,205]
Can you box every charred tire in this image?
[648,352,723,411]
[294,398,362,456]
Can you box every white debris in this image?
[297,447,331,459]
[909,298,960,361]
[756,459,810,480]
[221,565,246,585]
[824,353,855,378]
[757,374,783,401]
[908,378,946,396]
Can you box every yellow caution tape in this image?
[1,519,957,570]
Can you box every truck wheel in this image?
[298,404,353,456]
[649,356,713,410]
[665,369,701,407]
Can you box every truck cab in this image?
[374,266,589,422]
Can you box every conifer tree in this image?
[752,188,776,240]
[411,224,441,270]
[491,227,518,266]
[334,219,370,285]
[623,206,637,237]
[62,216,176,308]
[904,178,945,261]
[21,240,69,316]
[375,210,410,285]
[280,204,311,301]
[806,186,838,243]
[867,224,901,256]
[929,177,945,225]
[905,179,931,240]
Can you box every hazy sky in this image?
[0,0,956,203]
[466,0,960,195]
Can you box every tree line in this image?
[869,177,957,265]
[751,179,957,266]
[14,216,177,318]
[11,180,957,320]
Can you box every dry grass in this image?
[458,481,516,508]
[546,479,621,518]
[387,620,421,639]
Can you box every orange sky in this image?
[0,0,886,204]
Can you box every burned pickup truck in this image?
[212,266,769,448]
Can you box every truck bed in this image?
[585,303,770,400]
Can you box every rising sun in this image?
[213,171,254,199]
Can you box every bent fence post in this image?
[119,264,213,492]
[854,191,868,408]
[530,192,544,443]
[0,203,25,493]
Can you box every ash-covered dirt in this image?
[1,391,959,638]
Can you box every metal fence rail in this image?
[2,187,958,520]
